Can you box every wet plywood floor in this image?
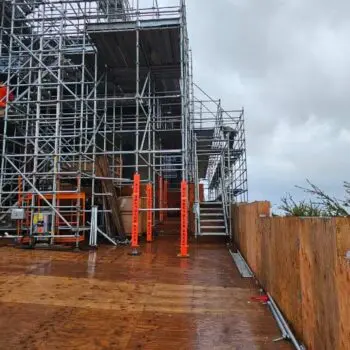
[0,236,293,350]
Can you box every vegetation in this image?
[280,180,349,217]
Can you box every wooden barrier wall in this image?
[231,202,350,350]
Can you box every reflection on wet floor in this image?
[87,250,97,278]
[0,236,293,349]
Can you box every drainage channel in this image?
[229,247,306,350]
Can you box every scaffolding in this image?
[0,0,248,246]
[192,84,248,203]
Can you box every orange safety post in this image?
[178,180,189,257]
[146,183,153,242]
[130,173,141,256]
[159,176,164,222]
[164,179,168,220]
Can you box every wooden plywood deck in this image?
[0,237,293,349]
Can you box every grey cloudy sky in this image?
[183,0,350,206]
[151,0,350,206]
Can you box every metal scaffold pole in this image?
[178,0,189,257]
[129,0,141,256]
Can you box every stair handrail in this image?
[194,135,200,238]
[219,152,228,236]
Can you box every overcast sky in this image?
[182,0,350,207]
[150,0,350,207]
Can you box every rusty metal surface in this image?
[0,237,293,349]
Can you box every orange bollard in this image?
[146,183,153,242]
[129,173,141,256]
[159,176,164,222]
[178,180,189,257]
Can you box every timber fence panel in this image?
[231,202,350,350]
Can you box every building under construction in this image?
[2,1,335,349]
[0,0,247,251]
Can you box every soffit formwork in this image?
[87,18,181,94]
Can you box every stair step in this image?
[200,208,223,211]
[200,214,224,217]
[200,210,223,212]
[200,219,224,223]
[200,206,222,209]
[200,226,226,229]
[200,202,222,205]
[199,232,227,236]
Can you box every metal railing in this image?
[220,153,229,236]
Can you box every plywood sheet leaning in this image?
[95,155,125,238]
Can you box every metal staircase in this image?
[192,85,248,239]
[199,201,227,236]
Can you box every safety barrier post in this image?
[129,173,141,256]
[146,183,153,242]
[178,180,189,257]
